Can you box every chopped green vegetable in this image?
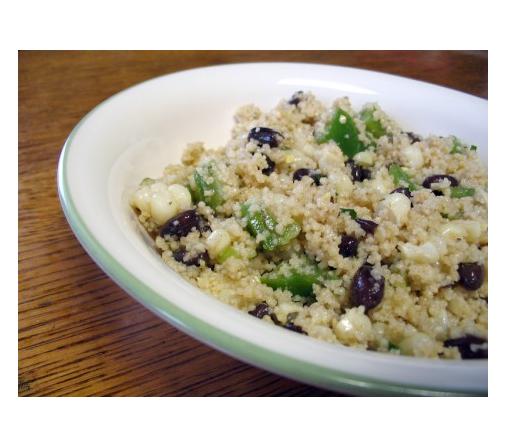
[262,270,317,298]
[261,258,333,299]
[240,203,300,252]
[191,161,224,210]
[216,246,239,264]
[450,138,478,154]
[450,136,467,154]
[388,164,418,191]
[317,108,366,158]
[340,208,358,219]
[450,186,475,198]
[279,223,301,246]
[449,136,477,154]
[140,177,155,186]
[441,210,464,220]
[360,107,386,139]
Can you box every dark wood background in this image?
[18,50,487,396]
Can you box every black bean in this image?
[248,302,270,319]
[197,217,212,233]
[339,234,359,258]
[173,248,213,268]
[293,168,310,181]
[200,252,214,268]
[351,264,385,311]
[159,209,207,238]
[268,312,307,334]
[422,174,459,189]
[172,248,188,262]
[269,313,281,325]
[283,322,307,334]
[391,187,412,199]
[406,132,422,144]
[355,219,378,234]
[288,90,304,105]
[347,160,371,182]
[457,263,484,291]
[247,127,283,148]
[261,154,276,175]
[444,335,487,359]
[292,168,322,185]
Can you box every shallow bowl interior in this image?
[58,63,487,396]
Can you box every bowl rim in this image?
[57,62,487,396]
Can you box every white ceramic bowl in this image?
[58,62,488,396]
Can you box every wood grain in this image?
[18,50,487,396]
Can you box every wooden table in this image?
[19,51,487,396]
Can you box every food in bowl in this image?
[129,92,488,359]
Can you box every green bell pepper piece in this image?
[261,259,332,299]
[216,246,240,264]
[192,161,224,210]
[240,204,300,252]
[262,271,318,298]
[317,108,366,159]
[450,136,467,154]
[340,208,358,219]
[360,107,386,139]
[450,137,478,154]
[278,223,301,247]
[450,186,475,198]
[388,164,418,191]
